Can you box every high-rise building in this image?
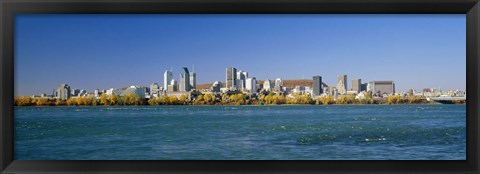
[164,70,173,91]
[56,84,71,100]
[168,79,177,92]
[369,81,395,96]
[352,79,361,93]
[226,67,237,89]
[263,79,272,91]
[337,74,347,94]
[361,83,368,92]
[242,71,248,79]
[236,70,246,90]
[179,67,190,92]
[189,73,196,90]
[246,77,257,93]
[312,76,322,96]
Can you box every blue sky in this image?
[15,14,465,96]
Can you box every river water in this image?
[14,104,465,160]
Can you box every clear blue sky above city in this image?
[15,14,465,96]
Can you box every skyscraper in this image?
[168,79,177,92]
[246,77,257,93]
[189,73,196,90]
[337,74,347,94]
[164,70,173,91]
[179,67,190,92]
[242,71,248,79]
[352,78,361,93]
[236,70,246,90]
[226,67,237,89]
[313,76,322,95]
[56,84,71,100]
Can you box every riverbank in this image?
[14,95,463,107]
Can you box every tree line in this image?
[15,92,435,106]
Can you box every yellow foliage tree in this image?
[100,94,108,105]
[36,98,49,106]
[15,97,32,106]
[179,94,187,105]
[387,95,401,104]
[109,95,118,105]
[169,95,178,105]
[66,98,76,106]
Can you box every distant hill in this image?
[195,79,313,89]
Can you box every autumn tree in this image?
[179,94,187,105]
[100,94,109,105]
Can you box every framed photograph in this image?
[1,0,479,173]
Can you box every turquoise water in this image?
[14,105,465,160]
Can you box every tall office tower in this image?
[189,73,196,89]
[164,70,173,91]
[242,71,248,79]
[263,79,272,91]
[352,79,361,93]
[179,67,190,92]
[337,74,347,94]
[312,76,322,96]
[236,70,246,90]
[168,79,177,92]
[246,77,257,93]
[226,67,237,89]
[56,84,71,100]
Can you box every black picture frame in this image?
[1,0,479,173]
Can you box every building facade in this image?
[236,70,247,90]
[168,79,178,92]
[226,67,237,89]
[312,76,322,96]
[246,77,257,93]
[179,67,190,92]
[189,73,196,90]
[263,79,272,91]
[212,81,222,92]
[164,70,173,91]
[337,74,347,95]
[56,84,71,100]
[369,81,395,96]
[150,83,160,97]
[352,78,361,93]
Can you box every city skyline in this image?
[15,14,466,96]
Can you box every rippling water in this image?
[14,104,465,160]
